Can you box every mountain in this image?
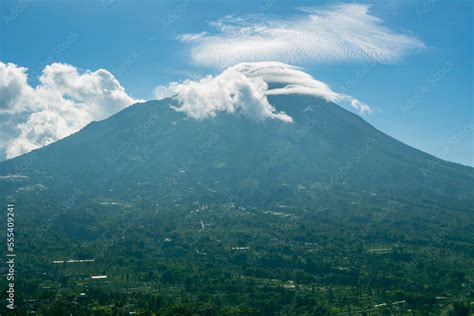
[1,94,473,314]
[1,94,473,207]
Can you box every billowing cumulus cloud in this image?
[154,61,371,122]
[0,61,139,159]
[0,62,34,113]
[155,63,293,123]
[179,4,425,68]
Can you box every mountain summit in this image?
[153,62,372,123]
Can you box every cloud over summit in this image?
[179,4,425,68]
[154,61,371,122]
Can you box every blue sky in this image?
[0,0,472,165]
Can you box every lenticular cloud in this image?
[154,62,371,122]
[178,4,425,68]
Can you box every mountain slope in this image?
[0,95,473,206]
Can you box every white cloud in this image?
[154,61,371,121]
[0,62,34,113]
[155,63,293,123]
[0,61,139,159]
[178,3,425,68]
[350,99,372,115]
